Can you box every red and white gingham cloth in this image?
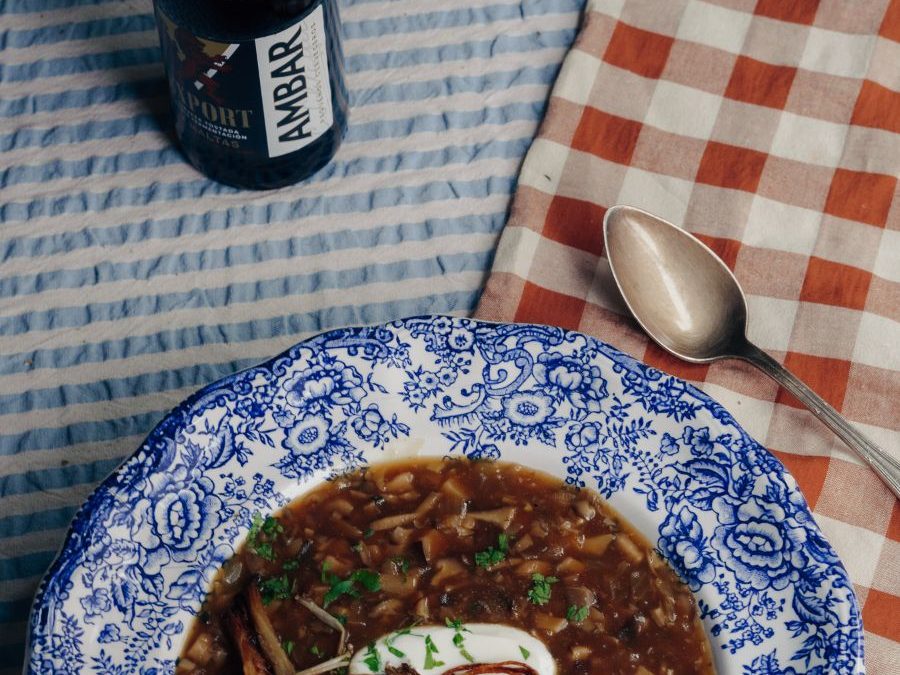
[475,0,900,670]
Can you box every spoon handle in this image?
[738,341,900,500]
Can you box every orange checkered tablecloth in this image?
[474,0,900,670]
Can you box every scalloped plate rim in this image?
[24,316,864,674]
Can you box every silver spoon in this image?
[603,205,900,499]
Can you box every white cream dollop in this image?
[348,622,555,674]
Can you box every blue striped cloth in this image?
[0,0,582,670]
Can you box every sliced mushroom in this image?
[469,507,516,529]
[384,471,415,493]
[565,585,596,610]
[615,534,643,564]
[573,499,596,520]
[329,514,363,539]
[328,498,355,515]
[570,645,593,661]
[431,557,466,586]
[514,560,552,577]
[512,534,533,553]
[223,597,274,675]
[440,476,470,501]
[412,491,442,525]
[370,512,418,531]
[357,541,374,567]
[419,530,450,563]
[582,534,613,557]
[370,598,404,618]
[246,585,294,675]
[532,612,568,635]
[556,557,586,575]
[379,571,421,596]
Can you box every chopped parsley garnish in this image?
[527,573,558,606]
[254,542,274,561]
[474,533,510,569]
[566,604,590,623]
[519,645,531,660]
[363,643,381,672]
[261,515,282,535]
[247,512,283,561]
[353,569,382,591]
[246,513,268,540]
[258,574,292,605]
[282,640,294,656]
[333,613,347,625]
[445,617,474,663]
[423,634,445,669]
[282,559,299,571]
[309,644,321,657]
[321,563,382,607]
[384,626,418,659]
[453,633,474,663]
[322,575,355,606]
[386,643,406,658]
[363,527,374,538]
[444,617,465,632]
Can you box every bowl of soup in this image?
[179,459,714,674]
[25,318,863,674]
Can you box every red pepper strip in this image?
[441,662,538,674]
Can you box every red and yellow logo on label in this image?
[158,11,239,105]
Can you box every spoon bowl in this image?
[603,205,900,498]
[603,206,747,363]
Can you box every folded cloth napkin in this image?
[475,0,900,669]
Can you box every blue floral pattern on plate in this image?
[26,317,863,674]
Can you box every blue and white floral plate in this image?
[27,317,863,674]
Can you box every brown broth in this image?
[178,459,715,674]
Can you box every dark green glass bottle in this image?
[152,0,349,189]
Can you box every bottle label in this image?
[256,5,333,158]
[155,2,334,159]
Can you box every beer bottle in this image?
[152,0,349,189]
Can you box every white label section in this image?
[255,4,334,158]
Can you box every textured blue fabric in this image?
[0,0,582,670]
